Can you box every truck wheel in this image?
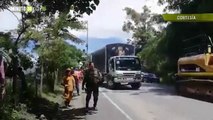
[131,83,141,90]
[107,79,115,89]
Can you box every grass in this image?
[1,82,85,120]
[26,85,64,119]
[27,97,59,119]
[42,84,64,103]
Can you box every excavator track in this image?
[176,79,213,102]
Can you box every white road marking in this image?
[99,87,112,92]
[102,92,134,120]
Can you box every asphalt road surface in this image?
[82,83,213,120]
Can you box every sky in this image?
[0,0,165,53]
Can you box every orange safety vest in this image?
[63,75,75,92]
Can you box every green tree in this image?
[0,32,33,71]
[22,13,85,92]
[0,32,14,50]
[139,0,213,83]
[122,5,177,83]
[37,38,83,92]
[123,6,163,53]
[1,0,97,99]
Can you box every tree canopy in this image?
[124,0,213,83]
[123,6,163,53]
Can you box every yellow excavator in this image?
[175,34,213,102]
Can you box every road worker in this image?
[62,68,75,107]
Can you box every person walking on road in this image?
[62,68,75,107]
[82,62,102,111]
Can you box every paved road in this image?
[82,83,213,120]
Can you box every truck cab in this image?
[91,43,142,89]
[105,56,142,89]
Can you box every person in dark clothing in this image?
[82,62,102,111]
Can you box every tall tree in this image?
[142,0,213,83]
[122,6,163,53]
[0,0,98,101]
[22,13,85,92]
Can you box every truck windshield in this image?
[115,57,141,70]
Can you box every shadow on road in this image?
[28,97,59,119]
[130,83,176,96]
[147,87,175,95]
[115,85,137,90]
[141,82,160,87]
[100,83,140,91]
[101,82,177,96]
[57,107,86,120]
[85,107,98,116]
[28,97,87,120]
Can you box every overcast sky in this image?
[0,0,165,52]
[71,0,165,40]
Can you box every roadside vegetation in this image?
[0,0,99,119]
[123,0,213,84]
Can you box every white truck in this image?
[91,43,142,89]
